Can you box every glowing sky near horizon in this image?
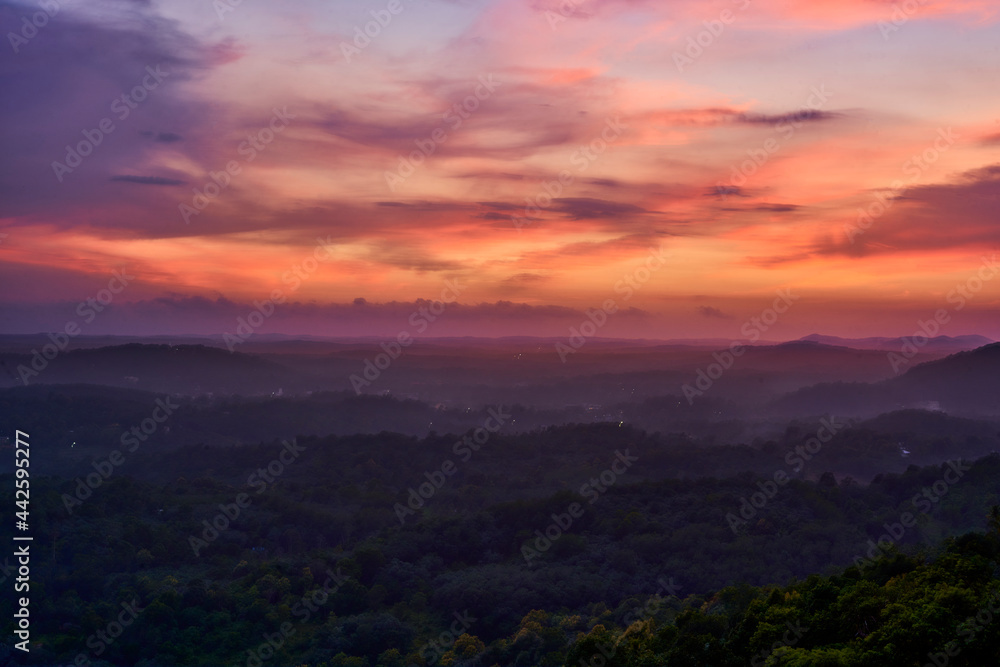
[1,0,999,339]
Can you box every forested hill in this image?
[1,453,998,666]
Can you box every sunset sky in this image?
[1,0,999,339]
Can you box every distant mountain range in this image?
[1,336,999,418]
[0,343,308,395]
[797,333,994,352]
[768,342,1000,417]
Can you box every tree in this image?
[441,634,486,666]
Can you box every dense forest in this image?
[2,427,999,666]
[2,344,1000,666]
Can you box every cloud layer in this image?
[2,0,999,339]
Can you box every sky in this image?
[1,0,999,340]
